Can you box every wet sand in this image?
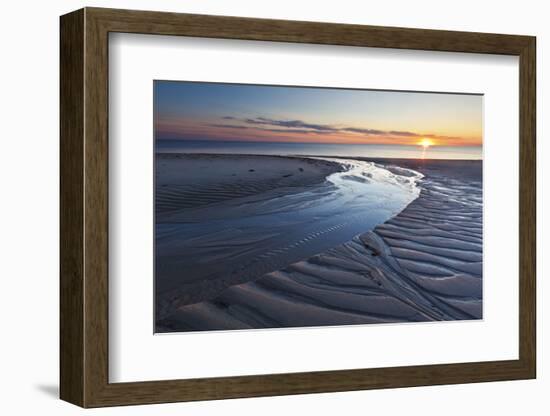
[156,153,344,217]
[155,156,482,332]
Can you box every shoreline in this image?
[156,138,482,160]
[157,150,482,162]
[156,155,482,332]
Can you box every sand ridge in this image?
[156,157,482,332]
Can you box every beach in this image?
[156,154,345,215]
[155,154,482,332]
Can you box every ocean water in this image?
[156,140,482,160]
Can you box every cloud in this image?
[262,128,327,134]
[215,115,468,143]
[244,117,338,132]
[341,127,386,135]
[208,123,327,135]
[388,130,417,137]
[208,123,250,129]
[234,116,423,138]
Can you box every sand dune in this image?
[156,158,482,332]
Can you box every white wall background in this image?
[0,0,545,414]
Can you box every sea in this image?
[155,139,482,160]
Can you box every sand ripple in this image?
[157,159,482,332]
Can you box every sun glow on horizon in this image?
[419,138,434,148]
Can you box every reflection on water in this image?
[156,139,482,160]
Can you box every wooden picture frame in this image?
[60,7,536,408]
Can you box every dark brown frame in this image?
[60,7,536,408]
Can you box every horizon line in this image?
[156,138,483,148]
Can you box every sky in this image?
[154,81,483,147]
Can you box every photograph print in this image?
[154,81,483,333]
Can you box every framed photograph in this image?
[60,7,536,408]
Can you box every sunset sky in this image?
[154,81,482,147]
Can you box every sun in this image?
[419,138,434,148]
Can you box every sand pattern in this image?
[156,154,344,215]
[155,155,421,319]
[156,159,482,332]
